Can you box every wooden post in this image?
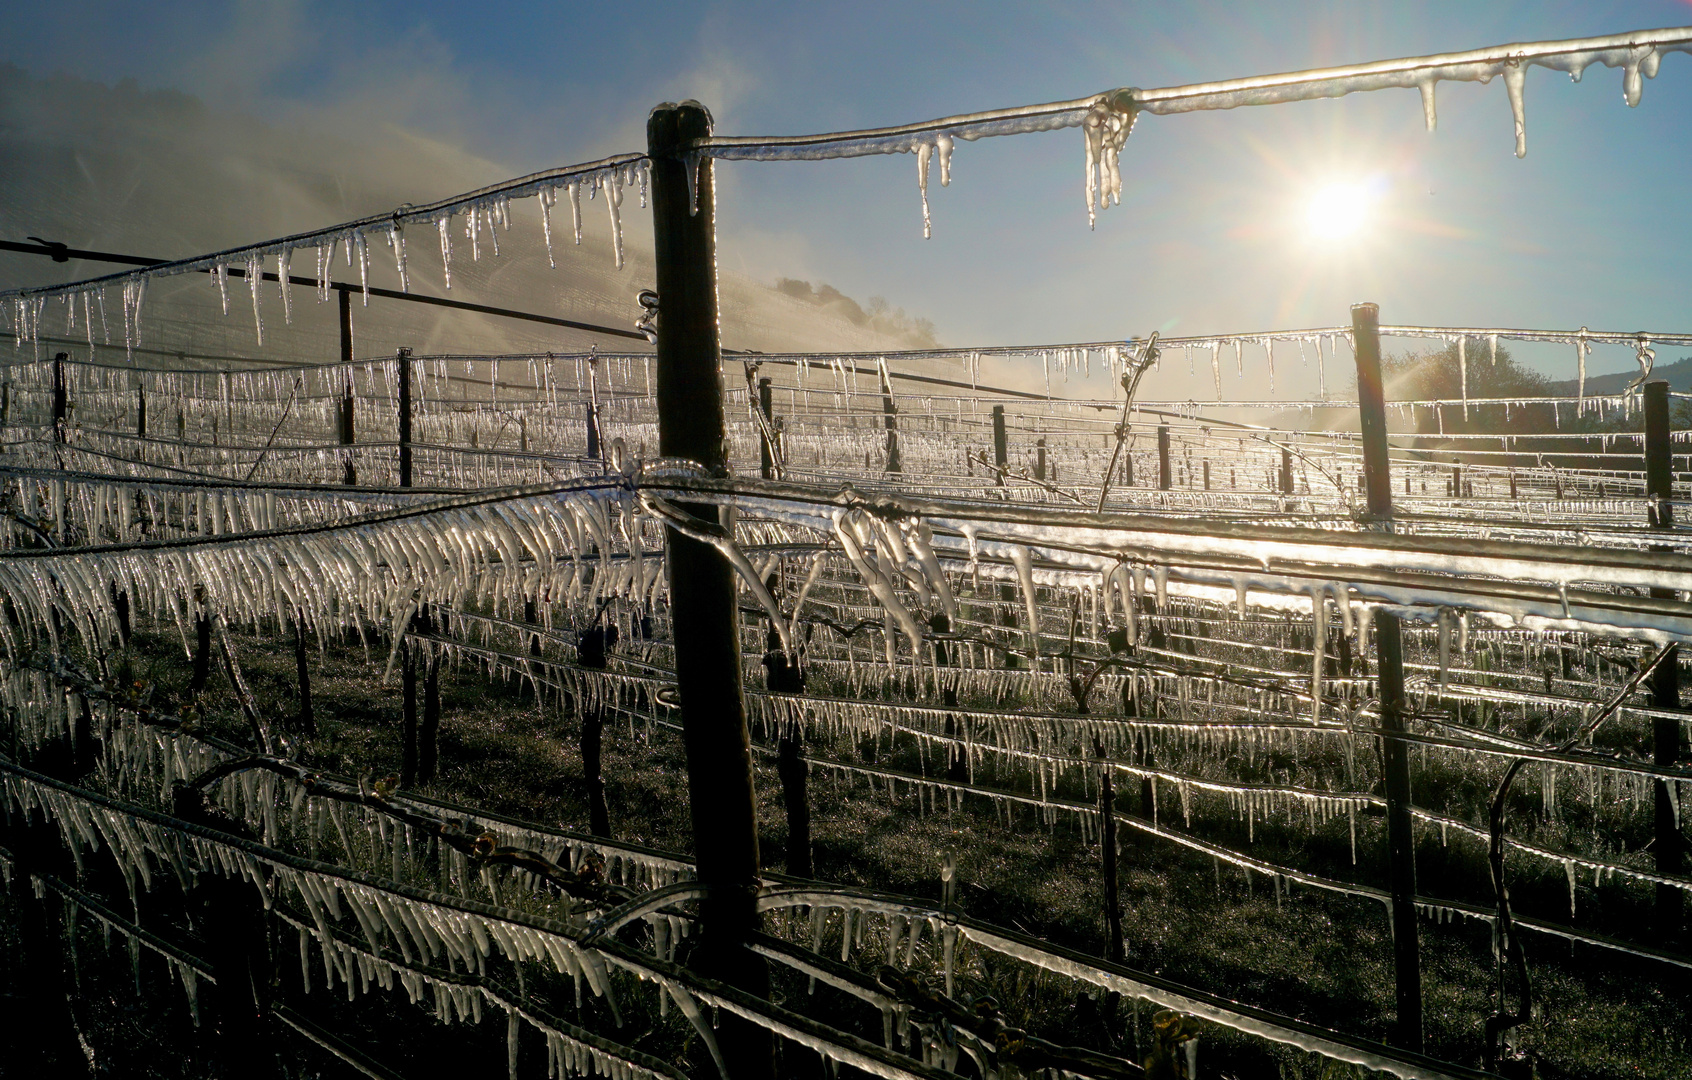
[579,626,613,837]
[1096,771,1123,961]
[194,872,280,1078]
[1035,438,1047,481]
[136,386,146,439]
[586,402,601,461]
[51,352,67,445]
[1203,459,1210,491]
[1280,446,1294,495]
[293,612,316,738]
[1351,302,1423,1051]
[649,99,772,1079]
[396,347,413,488]
[992,405,1008,485]
[400,633,418,788]
[420,606,441,783]
[767,612,811,877]
[758,376,775,480]
[190,592,212,695]
[1645,379,1683,936]
[339,288,356,485]
[1157,425,1171,490]
[880,366,901,473]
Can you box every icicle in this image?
[244,255,265,344]
[605,171,627,270]
[1419,79,1438,131]
[1309,585,1325,723]
[1457,336,1467,418]
[437,217,454,289]
[1623,44,1658,108]
[1575,327,1589,405]
[389,224,409,292]
[916,142,933,239]
[1437,609,1452,691]
[1504,61,1527,158]
[277,249,294,323]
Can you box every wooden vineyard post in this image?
[51,352,66,444]
[397,346,418,786]
[1644,379,1683,937]
[419,605,441,783]
[758,376,775,480]
[401,625,418,788]
[992,404,1008,485]
[339,287,356,485]
[649,99,773,1080]
[136,385,146,439]
[1035,438,1047,481]
[1098,758,1124,963]
[397,347,413,488]
[1157,425,1171,490]
[293,611,316,738]
[880,365,902,472]
[578,626,613,837]
[761,372,811,872]
[1351,302,1423,1051]
[1280,446,1295,495]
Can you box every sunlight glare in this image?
[1305,181,1372,243]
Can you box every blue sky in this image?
[4,1,1692,391]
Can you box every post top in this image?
[647,101,714,156]
[1350,302,1379,317]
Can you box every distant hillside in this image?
[1543,356,1692,397]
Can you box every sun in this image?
[1304,180,1374,243]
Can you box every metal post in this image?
[758,377,775,480]
[649,99,772,1079]
[339,288,356,485]
[1351,302,1423,1051]
[1157,425,1171,490]
[397,347,413,488]
[1645,379,1683,936]
[992,405,1008,485]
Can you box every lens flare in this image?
[1305,181,1373,242]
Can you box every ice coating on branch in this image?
[1082,91,1137,228]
